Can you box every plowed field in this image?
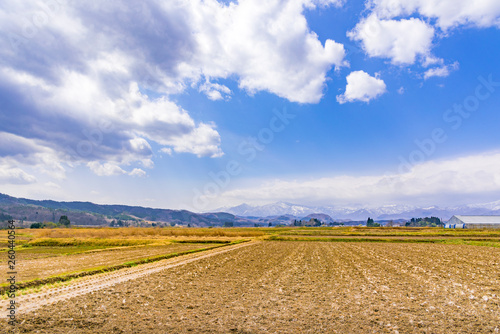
[3,242,500,333]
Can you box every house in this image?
[445,215,500,229]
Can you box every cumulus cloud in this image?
[350,1,500,68]
[337,71,386,104]
[87,162,127,177]
[166,123,224,158]
[0,132,66,179]
[214,151,500,207]
[187,0,348,103]
[129,168,147,178]
[198,81,232,101]
[348,15,435,65]
[0,163,37,185]
[367,0,500,30]
[0,0,346,182]
[424,61,459,79]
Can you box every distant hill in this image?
[0,193,253,227]
[4,192,500,228]
[218,201,500,221]
[301,213,334,223]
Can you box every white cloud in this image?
[368,0,500,30]
[0,132,66,179]
[166,123,223,158]
[0,164,36,185]
[44,182,61,189]
[424,61,459,79]
[198,81,232,101]
[214,150,500,207]
[87,162,127,176]
[422,55,444,67]
[337,71,386,104]
[0,65,223,170]
[397,87,405,94]
[160,148,173,156]
[129,168,147,177]
[186,0,348,103]
[0,0,347,183]
[348,14,434,65]
[349,1,500,73]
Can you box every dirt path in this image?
[0,241,256,316]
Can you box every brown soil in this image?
[2,242,500,333]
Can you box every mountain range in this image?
[0,193,252,227]
[216,201,500,221]
[2,192,500,227]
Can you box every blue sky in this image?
[1,0,500,211]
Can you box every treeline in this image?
[30,215,71,229]
[292,218,345,227]
[405,217,443,227]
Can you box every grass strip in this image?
[267,235,500,247]
[170,239,232,244]
[277,231,500,237]
[0,239,249,295]
[22,238,158,247]
[267,236,442,243]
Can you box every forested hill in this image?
[0,193,251,227]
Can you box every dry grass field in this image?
[8,243,223,283]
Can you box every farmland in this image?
[1,227,500,332]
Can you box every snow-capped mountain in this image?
[468,200,500,211]
[215,200,500,221]
[216,201,319,217]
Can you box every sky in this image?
[1,0,500,212]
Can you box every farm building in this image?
[445,215,500,229]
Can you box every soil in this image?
[2,242,500,333]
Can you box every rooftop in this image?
[453,215,500,224]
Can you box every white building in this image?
[445,215,500,229]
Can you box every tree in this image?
[367,217,380,227]
[310,218,322,227]
[43,222,58,228]
[406,216,442,227]
[59,215,71,227]
[30,222,43,229]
